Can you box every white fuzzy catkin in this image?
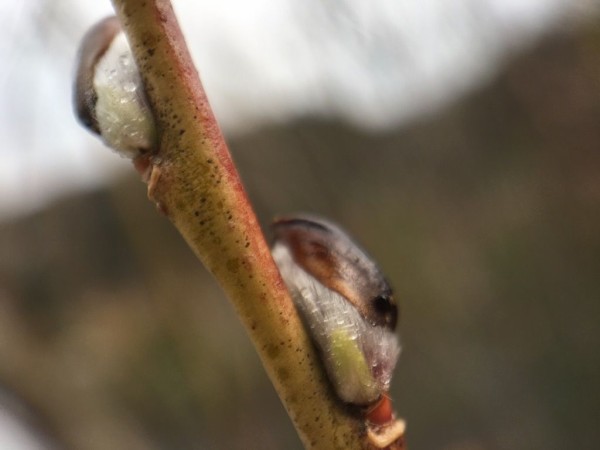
[93,33,156,158]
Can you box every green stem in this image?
[109,0,367,448]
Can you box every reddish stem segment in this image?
[367,394,394,426]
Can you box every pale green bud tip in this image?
[328,328,381,403]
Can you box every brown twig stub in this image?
[366,419,407,449]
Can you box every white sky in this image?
[0,0,596,224]
[0,406,46,450]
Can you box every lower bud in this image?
[272,215,401,406]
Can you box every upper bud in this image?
[74,17,156,158]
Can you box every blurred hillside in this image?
[1,18,599,450]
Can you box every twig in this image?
[109,0,373,448]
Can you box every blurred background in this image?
[1,0,599,449]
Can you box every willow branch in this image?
[108,1,374,448]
